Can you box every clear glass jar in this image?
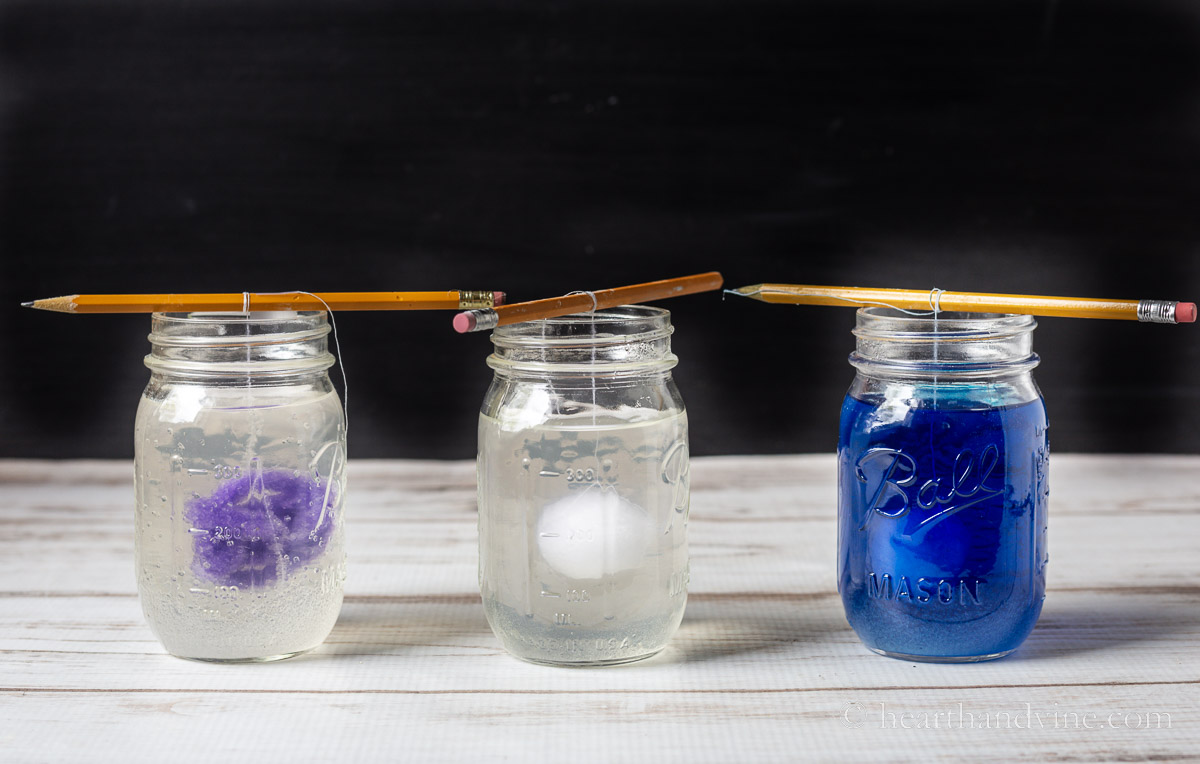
[477,306,690,666]
[837,309,1049,662]
[134,311,347,662]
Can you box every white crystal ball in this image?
[536,490,652,580]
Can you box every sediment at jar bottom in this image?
[140,568,345,660]
[482,595,686,665]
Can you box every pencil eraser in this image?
[452,312,477,334]
[1178,302,1197,323]
[493,291,506,307]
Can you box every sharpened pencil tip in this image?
[21,301,34,308]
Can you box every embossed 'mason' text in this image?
[867,572,984,605]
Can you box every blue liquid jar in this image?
[837,309,1049,662]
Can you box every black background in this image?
[2,0,1197,459]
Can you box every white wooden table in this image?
[1,456,1197,762]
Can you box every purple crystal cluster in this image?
[186,469,337,587]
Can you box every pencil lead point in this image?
[21,301,34,308]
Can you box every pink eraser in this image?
[452,312,477,333]
[494,291,506,306]
[1178,302,1197,323]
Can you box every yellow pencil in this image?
[730,284,1196,324]
[22,290,506,313]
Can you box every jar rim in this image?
[849,308,1039,379]
[148,311,331,348]
[486,305,676,375]
[853,307,1037,340]
[490,305,673,349]
[144,310,334,377]
[151,310,328,323]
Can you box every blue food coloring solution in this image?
[838,389,1048,661]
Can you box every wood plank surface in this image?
[0,456,1197,762]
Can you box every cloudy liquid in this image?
[478,408,689,665]
[134,385,346,661]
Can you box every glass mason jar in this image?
[838,309,1049,662]
[477,306,690,666]
[133,311,347,662]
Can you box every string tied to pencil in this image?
[253,290,351,436]
[564,290,600,314]
[723,284,953,317]
[929,287,945,314]
[250,290,350,531]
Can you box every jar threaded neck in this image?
[488,305,677,376]
[145,311,334,379]
[850,308,1039,379]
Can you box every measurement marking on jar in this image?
[539,532,560,538]
[539,470,561,478]
[565,468,596,483]
[186,468,209,476]
[188,587,210,594]
[554,613,575,626]
[187,528,209,535]
[539,587,561,599]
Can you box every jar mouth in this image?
[488,305,676,375]
[148,311,331,347]
[850,308,1038,378]
[145,311,334,378]
[490,305,674,348]
[852,308,1037,340]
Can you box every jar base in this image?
[175,649,313,664]
[867,646,1017,664]
[513,647,666,668]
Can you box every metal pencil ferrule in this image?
[458,290,495,309]
[1137,300,1177,324]
[471,309,500,331]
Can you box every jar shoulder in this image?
[481,374,685,420]
[138,376,342,431]
[846,373,1044,411]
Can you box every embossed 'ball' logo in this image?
[855,445,1003,536]
[660,439,690,517]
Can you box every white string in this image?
[928,287,945,314]
[251,291,350,436]
[727,286,949,316]
[568,291,608,615]
[803,293,937,316]
[566,290,599,313]
[241,291,349,538]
